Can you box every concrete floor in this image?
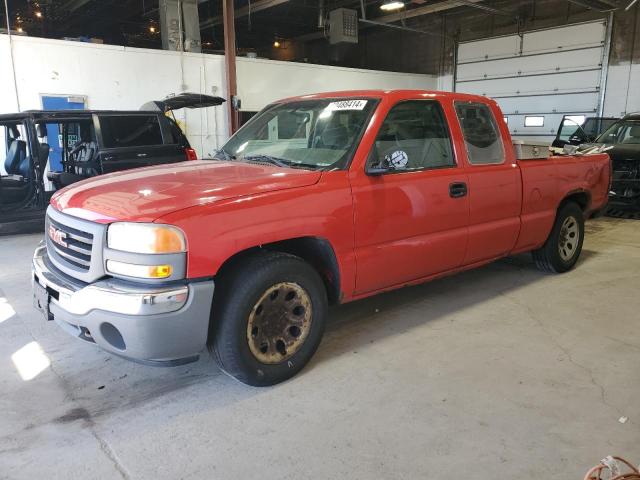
[0,216,638,480]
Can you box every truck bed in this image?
[514,152,610,253]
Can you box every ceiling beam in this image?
[291,0,486,44]
[373,0,486,23]
[200,0,290,30]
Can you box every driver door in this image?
[349,100,469,295]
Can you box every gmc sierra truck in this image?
[32,90,611,386]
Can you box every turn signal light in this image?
[106,260,173,279]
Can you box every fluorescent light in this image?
[12,342,51,381]
[380,1,404,11]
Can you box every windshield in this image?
[596,119,640,145]
[214,98,377,170]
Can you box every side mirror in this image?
[366,166,389,176]
[365,149,389,176]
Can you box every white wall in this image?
[0,35,228,158]
[0,34,438,158]
[603,63,640,117]
[236,57,437,111]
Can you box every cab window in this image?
[369,100,455,172]
[455,102,505,165]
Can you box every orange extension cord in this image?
[584,456,640,480]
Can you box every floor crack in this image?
[500,290,624,418]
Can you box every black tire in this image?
[532,202,585,273]
[210,251,328,386]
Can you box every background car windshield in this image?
[217,99,376,169]
[597,120,640,145]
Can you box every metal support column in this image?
[597,11,614,117]
[223,0,239,134]
[160,0,201,52]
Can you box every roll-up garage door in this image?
[455,20,611,142]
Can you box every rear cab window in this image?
[99,115,164,148]
[455,102,505,165]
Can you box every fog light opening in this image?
[100,323,126,351]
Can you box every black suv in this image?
[0,93,224,234]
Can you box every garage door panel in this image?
[458,36,521,63]
[455,21,607,142]
[506,113,581,137]
[496,94,598,115]
[458,21,606,64]
[457,48,603,81]
[521,21,606,54]
[459,70,602,98]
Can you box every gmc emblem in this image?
[48,225,68,248]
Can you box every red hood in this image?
[50,161,322,223]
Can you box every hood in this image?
[582,143,640,162]
[50,161,321,223]
[602,144,640,164]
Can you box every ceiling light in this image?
[380,1,404,11]
[35,11,43,18]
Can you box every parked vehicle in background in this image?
[570,113,640,212]
[552,115,619,148]
[32,90,610,386]
[0,93,224,234]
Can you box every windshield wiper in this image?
[241,154,291,168]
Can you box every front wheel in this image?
[532,202,585,273]
[211,251,328,386]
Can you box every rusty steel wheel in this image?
[246,282,313,364]
[212,251,328,386]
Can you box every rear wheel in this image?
[211,251,327,386]
[532,202,585,273]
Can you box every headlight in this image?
[107,223,186,254]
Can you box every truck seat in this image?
[4,140,26,175]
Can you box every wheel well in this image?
[215,237,342,305]
[560,191,590,212]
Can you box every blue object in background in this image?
[41,96,85,171]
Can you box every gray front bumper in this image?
[32,244,215,366]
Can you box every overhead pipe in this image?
[358,18,452,39]
[566,0,618,12]
[454,0,520,20]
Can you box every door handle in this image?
[137,153,148,158]
[449,182,468,198]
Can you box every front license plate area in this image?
[33,281,53,321]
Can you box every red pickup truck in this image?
[32,90,610,386]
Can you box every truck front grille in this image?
[45,206,107,283]
[47,217,94,271]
